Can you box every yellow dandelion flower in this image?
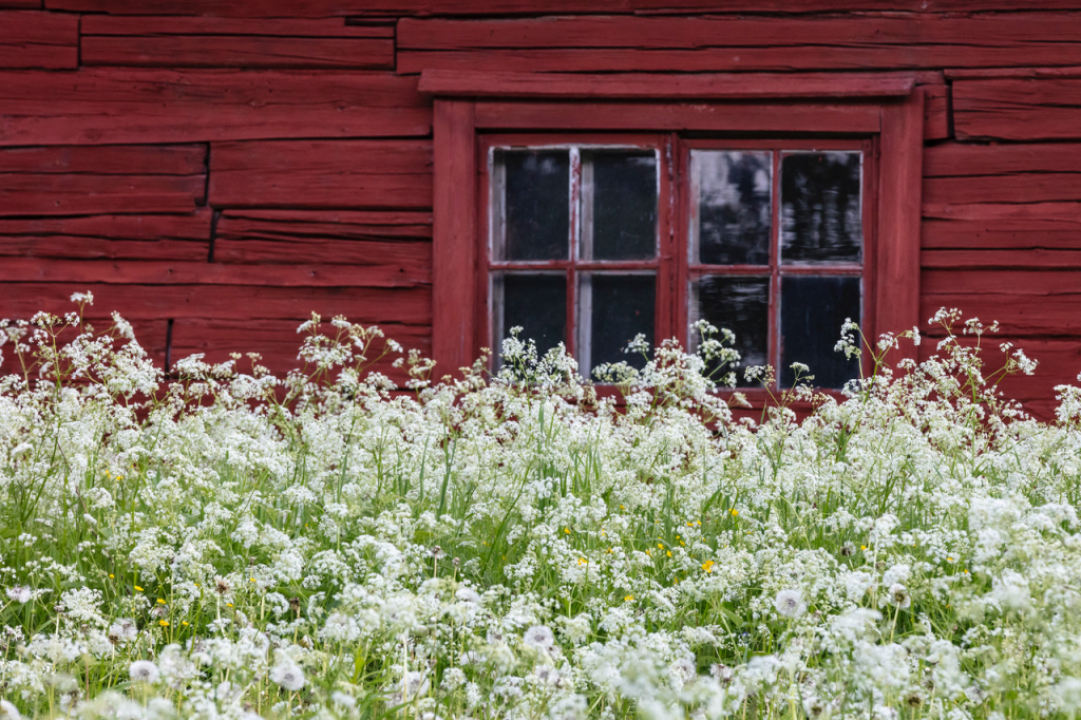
[620,504,625,511]
[608,548,614,554]
[730,509,739,517]
[666,551,672,558]
[702,560,715,574]
[646,549,652,556]
[134,586,144,592]
[564,528,571,535]
[108,574,114,579]
[181,621,189,626]
[680,540,685,546]
[657,543,664,549]
[156,599,166,604]
[860,545,868,551]
[695,520,701,527]
[226,602,234,608]
[159,620,169,627]
[250,578,256,583]
[578,557,587,566]
[624,595,634,602]
[947,557,954,562]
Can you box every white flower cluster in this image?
[0,302,1075,720]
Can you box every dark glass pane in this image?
[586,274,655,373]
[497,273,567,359]
[585,150,657,260]
[781,152,862,265]
[499,150,570,261]
[780,276,861,388]
[691,276,769,388]
[692,151,772,266]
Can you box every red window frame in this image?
[476,133,675,367]
[675,138,876,384]
[427,71,925,401]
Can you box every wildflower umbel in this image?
[0,300,1071,718]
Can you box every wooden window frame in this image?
[428,72,925,392]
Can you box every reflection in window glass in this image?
[493,274,567,365]
[495,150,570,261]
[781,152,862,265]
[691,151,772,266]
[780,276,861,388]
[581,274,655,375]
[690,276,770,387]
[583,150,658,261]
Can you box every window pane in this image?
[495,150,570,261]
[690,150,771,266]
[582,274,655,374]
[690,276,769,388]
[493,273,567,361]
[583,150,657,260]
[780,276,861,388]
[781,152,862,265]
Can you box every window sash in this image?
[477,133,880,389]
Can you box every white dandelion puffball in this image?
[523,624,555,650]
[129,660,161,684]
[886,583,911,609]
[774,589,807,618]
[270,658,306,692]
[0,700,21,720]
[6,587,30,604]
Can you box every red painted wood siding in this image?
[0,2,1077,415]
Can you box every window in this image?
[427,72,924,398]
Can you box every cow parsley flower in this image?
[6,586,30,604]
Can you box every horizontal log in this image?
[472,100,881,133]
[922,203,1081,249]
[920,294,1081,336]
[399,45,1081,74]
[0,69,430,145]
[0,284,432,324]
[637,0,1081,9]
[82,36,394,70]
[0,144,206,174]
[954,78,1081,141]
[218,209,432,241]
[924,174,1081,205]
[923,249,1081,269]
[209,140,433,209]
[0,259,429,287]
[0,11,77,69]
[47,0,626,13]
[46,0,627,14]
[216,209,432,264]
[0,211,211,261]
[924,269,1081,296]
[923,143,1081,204]
[169,318,430,382]
[0,174,205,216]
[946,66,1081,80]
[0,1,41,8]
[81,16,393,36]
[399,14,1081,51]
[925,142,1081,177]
[418,70,915,99]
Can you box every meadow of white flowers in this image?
[0,294,1078,720]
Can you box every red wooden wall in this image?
[1,1,1079,413]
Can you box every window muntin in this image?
[483,136,871,389]
[684,141,870,390]
[485,140,664,371]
